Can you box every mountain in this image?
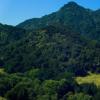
[0,1,99,75]
[17,2,100,40]
[0,2,100,100]
[0,2,100,74]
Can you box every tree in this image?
[67,93,92,100]
[6,81,36,100]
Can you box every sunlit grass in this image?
[0,68,5,74]
[76,73,100,87]
[0,96,6,100]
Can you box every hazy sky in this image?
[0,0,100,25]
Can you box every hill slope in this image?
[17,2,100,40]
[0,25,100,75]
[0,23,26,46]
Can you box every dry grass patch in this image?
[76,73,100,87]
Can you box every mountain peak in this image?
[67,1,78,6]
[61,1,81,10]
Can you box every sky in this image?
[0,0,100,26]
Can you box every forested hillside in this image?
[0,1,100,100]
[0,25,100,75]
[18,2,100,41]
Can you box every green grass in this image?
[0,68,5,74]
[0,97,6,100]
[75,73,100,87]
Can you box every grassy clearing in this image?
[0,68,5,74]
[0,97,6,100]
[75,73,100,87]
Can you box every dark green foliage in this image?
[0,24,26,46]
[67,93,92,100]
[0,73,22,96]
[1,26,99,75]
[80,83,97,96]
[0,70,99,100]
[94,89,100,100]
[0,71,76,100]
[6,81,36,100]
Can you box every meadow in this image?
[76,73,100,87]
